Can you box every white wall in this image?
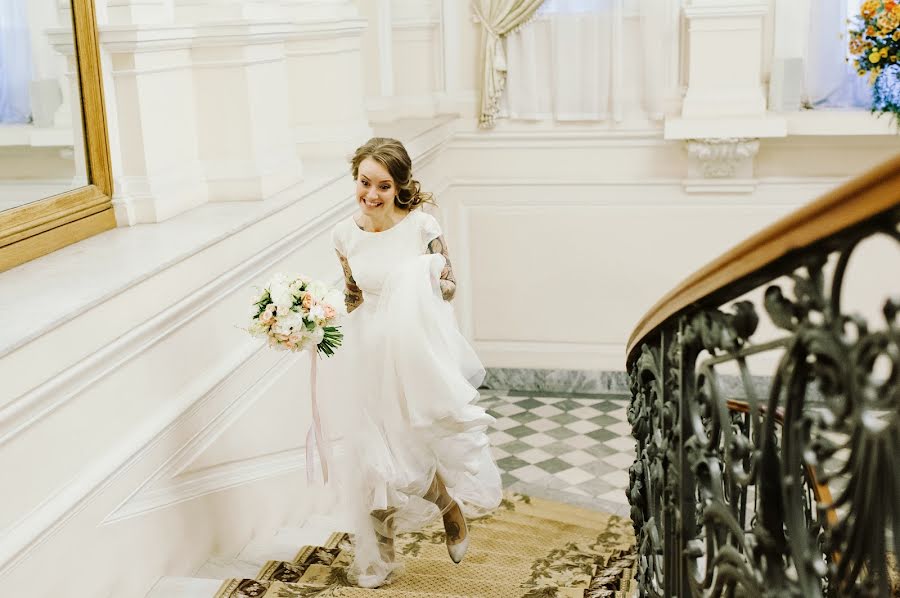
[433,128,899,371]
[0,173,359,598]
[1,2,899,597]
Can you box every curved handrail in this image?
[627,153,900,365]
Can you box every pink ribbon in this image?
[305,352,332,484]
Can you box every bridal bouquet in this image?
[248,273,345,356]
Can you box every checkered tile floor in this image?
[477,390,635,517]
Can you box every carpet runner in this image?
[213,494,636,598]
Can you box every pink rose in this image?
[259,303,276,324]
[302,294,313,309]
[324,306,336,319]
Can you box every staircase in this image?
[147,494,636,598]
[145,389,638,597]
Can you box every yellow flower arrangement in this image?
[850,0,900,118]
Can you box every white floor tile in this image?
[556,467,593,486]
[563,435,599,450]
[518,447,553,464]
[601,470,631,488]
[521,433,555,448]
[565,420,601,434]
[602,453,635,470]
[494,403,526,416]
[532,404,564,417]
[604,437,636,453]
[491,416,519,431]
[608,408,629,421]
[559,449,595,467]
[510,464,549,483]
[569,406,602,419]
[607,421,633,437]
[525,418,560,432]
[489,430,515,445]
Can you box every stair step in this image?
[146,577,224,598]
[236,518,350,565]
[215,578,484,597]
[214,577,587,598]
[194,556,261,580]
[150,494,637,598]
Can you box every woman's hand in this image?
[427,236,457,301]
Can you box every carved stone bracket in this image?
[685,137,760,179]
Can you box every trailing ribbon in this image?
[305,352,332,484]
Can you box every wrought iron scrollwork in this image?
[628,218,900,597]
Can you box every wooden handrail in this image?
[627,153,900,364]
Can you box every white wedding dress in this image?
[318,208,502,585]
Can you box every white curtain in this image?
[504,0,623,121]
[472,0,548,128]
[502,0,671,123]
[0,0,33,123]
[803,0,871,108]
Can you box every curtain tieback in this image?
[471,4,502,39]
[471,4,508,70]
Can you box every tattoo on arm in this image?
[427,236,457,301]
[337,250,364,313]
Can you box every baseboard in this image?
[482,368,630,395]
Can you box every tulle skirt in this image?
[317,254,502,583]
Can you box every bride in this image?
[321,137,502,588]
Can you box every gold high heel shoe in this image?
[443,500,469,564]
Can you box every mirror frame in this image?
[0,0,115,273]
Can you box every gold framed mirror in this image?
[0,0,114,273]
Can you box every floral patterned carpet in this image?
[213,494,636,598]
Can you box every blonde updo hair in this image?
[350,137,434,211]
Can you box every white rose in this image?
[289,278,306,297]
[272,311,302,336]
[307,281,328,301]
[308,304,326,322]
[270,283,293,310]
[310,327,325,344]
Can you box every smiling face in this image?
[355,157,397,216]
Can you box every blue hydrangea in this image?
[873,63,900,115]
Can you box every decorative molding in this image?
[109,448,309,523]
[103,350,305,523]
[0,199,347,447]
[393,18,440,30]
[685,137,760,178]
[439,0,461,97]
[0,341,261,574]
[376,0,393,98]
[97,22,295,54]
[683,1,768,20]
[682,178,759,194]
[452,126,668,147]
[664,114,786,139]
[444,177,843,205]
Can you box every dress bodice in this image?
[332,209,443,299]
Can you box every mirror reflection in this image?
[0,0,86,213]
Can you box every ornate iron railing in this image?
[626,156,900,598]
